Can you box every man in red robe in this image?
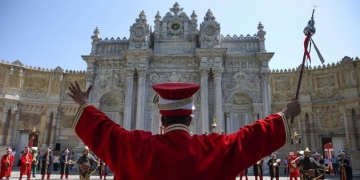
[0,147,15,179]
[68,81,301,180]
[19,147,33,180]
[288,152,300,180]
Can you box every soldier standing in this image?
[60,148,71,179]
[72,146,99,180]
[40,148,53,180]
[19,147,32,180]
[296,148,327,180]
[338,150,353,180]
[0,147,15,179]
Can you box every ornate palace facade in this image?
[0,3,359,174]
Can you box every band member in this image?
[253,159,263,180]
[31,149,38,178]
[338,150,353,180]
[71,146,99,180]
[267,153,280,180]
[313,152,325,180]
[40,148,53,180]
[239,168,248,180]
[288,152,300,180]
[19,147,33,180]
[68,81,301,179]
[60,148,71,179]
[99,159,108,180]
[296,147,327,180]
[0,147,15,179]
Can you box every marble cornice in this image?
[124,49,153,58]
[195,48,227,57]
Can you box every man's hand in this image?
[281,100,301,119]
[68,81,93,106]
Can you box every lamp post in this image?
[211,116,217,133]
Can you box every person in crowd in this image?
[69,151,76,171]
[331,154,339,175]
[99,158,108,180]
[60,148,71,179]
[253,159,263,180]
[31,148,38,178]
[239,168,248,180]
[296,148,327,180]
[338,150,353,180]
[283,157,288,175]
[313,152,325,180]
[70,146,99,180]
[267,153,280,180]
[67,81,301,179]
[0,147,15,179]
[40,148,53,180]
[53,152,60,171]
[288,152,300,180]
[19,147,32,180]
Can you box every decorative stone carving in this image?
[232,93,252,105]
[19,113,41,128]
[129,11,151,49]
[222,71,260,101]
[149,72,199,85]
[99,92,121,107]
[23,74,49,98]
[319,112,342,129]
[313,74,339,99]
[93,72,125,99]
[61,115,74,128]
[8,68,20,88]
[200,9,221,48]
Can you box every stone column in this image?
[52,110,60,145]
[224,112,230,134]
[261,72,271,117]
[135,69,147,130]
[213,68,223,133]
[200,68,209,133]
[123,69,134,130]
[0,108,8,144]
[9,106,19,146]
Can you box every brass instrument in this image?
[5,154,10,170]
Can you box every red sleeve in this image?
[224,112,291,171]
[72,103,152,173]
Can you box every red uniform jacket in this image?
[20,153,32,175]
[73,103,291,180]
[0,154,15,177]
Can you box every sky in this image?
[1,0,359,71]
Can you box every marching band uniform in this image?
[288,152,300,180]
[338,150,353,180]
[253,159,263,180]
[31,149,38,178]
[75,146,98,180]
[60,148,70,179]
[99,159,108,179]
[313,152,324,180]
[40,148,53,180]
[0,147,15,179]
[72,82,294,180]
[19,147,33,180]
[267,153,280,180]
[239,168,248,180]
[296,148,327,180]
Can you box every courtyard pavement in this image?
[6,167,348,180]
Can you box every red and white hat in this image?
[24,146,31,152]
[152,82,200,116]
[6,147,12,152]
